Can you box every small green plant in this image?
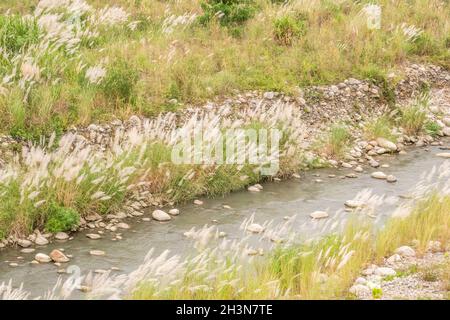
[273,14,307,46]
[421,268,439,282]
[320,125,352,158]
[45,204,79,233]
[398,97,429,136]
[364,116,395,140]
[199,0,256,27]
[424,121,441,137]
[372,287,383,299]
[102,60,138,103]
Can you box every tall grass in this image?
[363,116,395,141]
[317,124,352,158]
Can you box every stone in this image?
[354,166,363,173]
[436,153,450,158]
[349,284,370,297]
[426,241,441,252]
[35,253,51,263]
[395,246,416,257]
[344,200,365,208]
[246,223,264,233]
[443,127,450,136]
[9,263,19,267]
[152,210,171,222]
[387,254,401,264]
[89,250,106,256]
[35,234,49,246]
[168,208,180,216]
[54,232,69,240]
[86,233,101,240]
[386,175,397,183]
[20,248,35,254]
[17,239,32,248]
[49,249,69,263]
[371,171,387,179]
[193,200,203,205]
[341,162,352,168]
[116,222,130,229]
[247,186,260,192]
[310,211,329,219]
[376,138,397,151]
[369,159,380,168]
[85,212,102,222]
[374,267,396,277]
[354,277,367,285]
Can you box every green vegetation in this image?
[397,96,429,136]
[318,124,352,158]
[364,116,395,141]
[0,0,448,138]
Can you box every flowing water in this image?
[0,141,449,297]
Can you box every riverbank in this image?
[0,63,449,249]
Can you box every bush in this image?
[199,0,256,27]
[45,204,79,233]
[273,14,307,46]
[0,15,40,54]
[102,60,138,103]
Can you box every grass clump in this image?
[199,0,256,27]
[363,116,395,141]
[273,14,308,46]
[0,14,39,54]
[398,97,429,136]
[44,203,79,233]
[319,124,352,158]
[424,121,441,137]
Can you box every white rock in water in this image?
[436,153,450,158]
[310,211,329,219]
[341,162,353,168]
[246,223,264,233]
[376,138,397,151]
[168,208,180,216]
[89,250,106,256]
[371,171,387,179]
[49,249,70,263]
[386,175,397,183]
[116,222,131,229]
[375,267,396,277]
[254,184,263,190]
[193,200,203,205]
[35,234,49,246]
[55,232,69,240]
[247,186,260,192]
[349,284,370,297]
[344,200,365,208]
[152,210,171,221]
[369,159,380,168]
[17,239,32,248]
[20,248,35,254]
[395,246,416,257]
[35,253,51,263]
[86,233,101,240]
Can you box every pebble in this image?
[341,162,352,168]
[349,284,370,297]
[246,223,264,233]
[354,166,363,172]
[436,153,450,158]
[395,246,416,257]
[116,222,130,229]
[35,234,49,246]
[344,200,365,208]
[152,210,171,222]
[193,200,203,205]
[54,232,69,240]
[376,138,397,151]
[223,205,232,209]
[168,208,180,216]
[386,175,397,183]
[9,263,19,267]
[89,250,106,256]
[371,171,387,179]
[142,217,151,222]
[247,186,260,192]
[35,253,52,263]
[310,211,329,219]
[369,160,380,168]
[20,248,35,254]
[17,239,32,248]
[49,249,70,263]
[86,233,101,240]
[374,267,396,277]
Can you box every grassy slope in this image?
[0,0,449,140]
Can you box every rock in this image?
[371,171,387,179]
[386,175,397,183]
[292,173,301,179]
[35,234,49,246]
[35,253,51,263]
[89,250,105,256]
[116,222,130,229]
[345,173,357,178]
[152,210,171,222]
[349,284,370,297]
[54,232,69,240]
[354,277,367,285]
[443,127,450,136]
[386,254,401,264]
[223,205,232,210]
[369,159,380,168]
[9,263,19,267]
[247,186,260,192]
[168,208,180,216]
[86,233,101,240]
[193,200,203,205]
[49,249,69,263]
[246,223,264,233]
[443,118,450,127]
[17,239,32,248]
[254,184,263,190]
[20,248,35,254]
[354,166,363,173]
[426,241,441,252]
[395,246,416,257]
[376,138,397,151]
[310,211,329,219]
[374,267,396,277]
[344,200,365,208]
[341,162,352,168]
[85,212,102,222]
[436,153,450,158]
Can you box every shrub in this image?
[102,60,138,103]
[45,204,79,233]
[199,0,256,27]
[273,14,307,46]
[0,15,39,54]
